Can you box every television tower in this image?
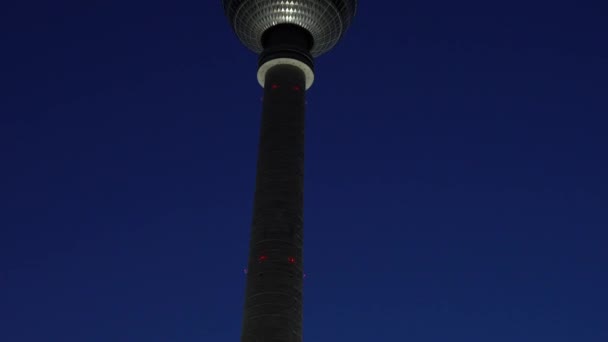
[221,1,357,341]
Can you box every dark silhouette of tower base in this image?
[221,2,357,342]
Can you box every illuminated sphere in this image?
[222,0,358,57]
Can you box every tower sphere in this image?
[223,0,358,57]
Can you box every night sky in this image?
[2,1,608,341]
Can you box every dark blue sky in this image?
[1,1,607,341]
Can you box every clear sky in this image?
[1,1,607,341]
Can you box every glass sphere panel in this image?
[223,0,357,57]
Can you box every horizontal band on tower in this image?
[257,58,315,90]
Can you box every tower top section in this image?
[222,0,357,57]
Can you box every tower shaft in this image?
[241,64,306,342]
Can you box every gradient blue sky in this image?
[1,1,607,341]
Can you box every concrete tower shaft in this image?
[220,1,357,342]
[242,64,306,342]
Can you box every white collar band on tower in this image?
[257,58,315,90]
